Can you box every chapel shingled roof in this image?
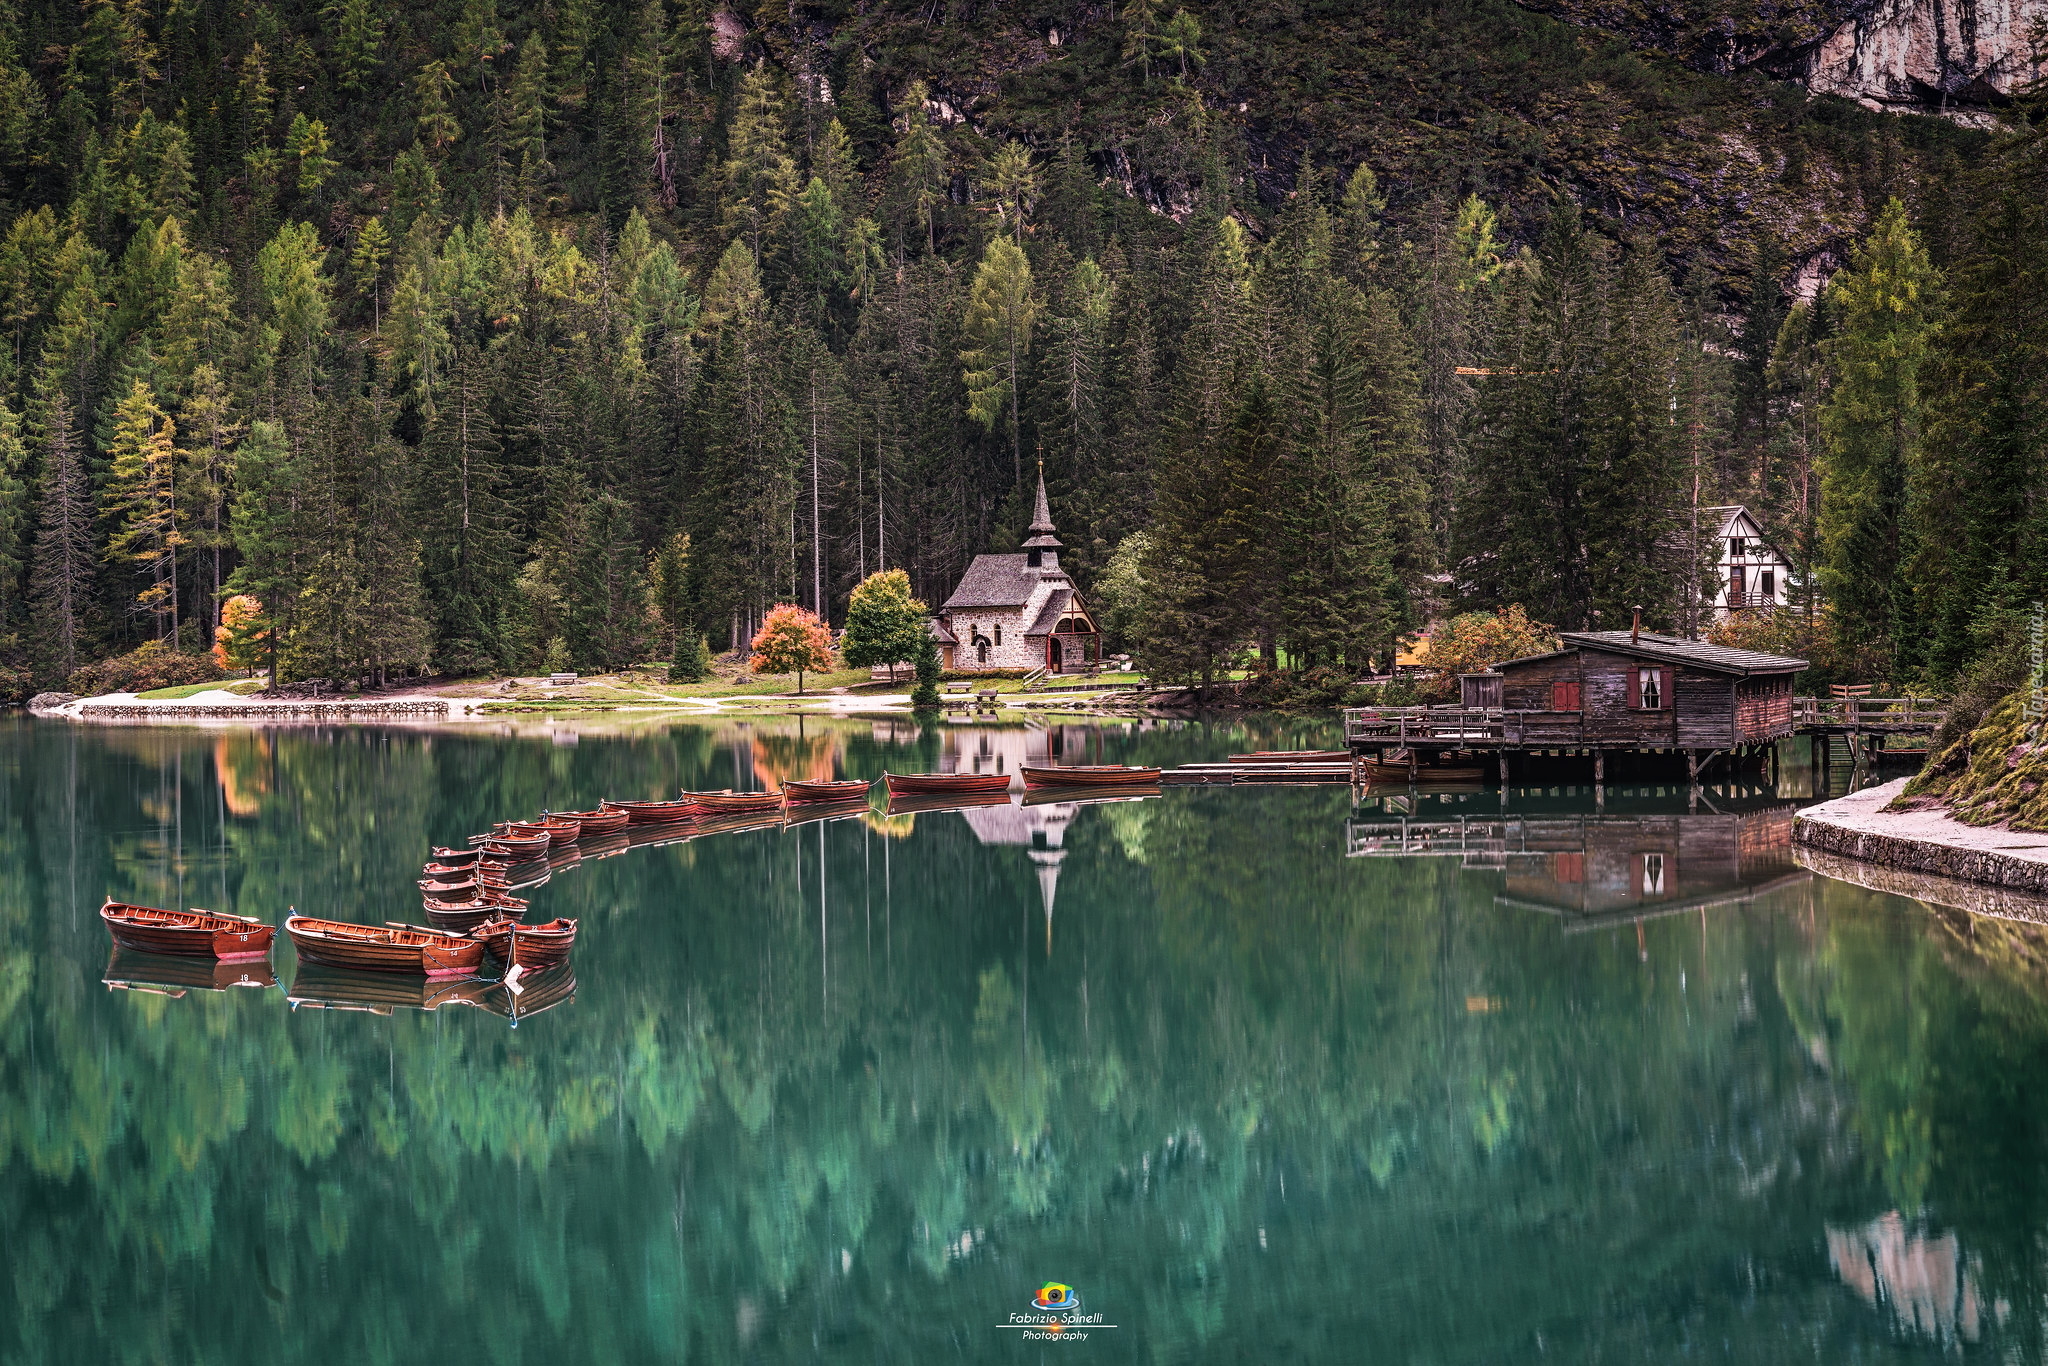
[940,555,1050,610]
[1023,588,1073,636]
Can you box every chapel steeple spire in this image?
[1023,458,1062,570]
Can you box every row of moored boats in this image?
[99,764,1165,991]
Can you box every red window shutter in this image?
[1629,666,1641,709]
[1662,669,1673,710]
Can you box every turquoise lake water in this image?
[2,713,2037,1362]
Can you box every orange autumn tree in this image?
[214,594,271,673]
[749,604,837,694]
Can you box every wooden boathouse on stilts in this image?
[1344,625,1810,788]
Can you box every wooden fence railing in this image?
[1343,697,1949,746]
[1344,707,1587,746]
[1791,697,1946,730]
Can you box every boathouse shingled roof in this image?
[1557,630,1807,675]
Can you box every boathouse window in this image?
[1729,536,1746,558]
[1642,853,1666,896]
[1760,569,1775,599]
[1632,666,1669,710]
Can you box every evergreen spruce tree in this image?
[960,236,1038,487]
[27,391,94,679]
[1817,198,1938,679]
[101,378,184,643]
[1454,201,1607,629]
[1583,241,1687,631]
[417,349,519,671]
[1142,378,1280,691]
[0,403,25,632]
[223,420,300,684]
[718,67,798,261]
[1913,107,2048,681]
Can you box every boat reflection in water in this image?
[286,962,579,1024]
[287,964,497,1015]
[104,946,278,998]
[482,964,577,1025]
[1347,784,1807,931]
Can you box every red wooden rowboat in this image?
[429,846,491,866]
[100,899,276,960]
[422,890,527,914]
[782,778,873,804]
[469,832,550,856]
[550,806,630,836]
[603,797,699,824]
[426,900,522,933]
[525,818,582,846]
[883,771,1013,795]
[423,859,508,878]
[1019,764,1162,788]
[286,915,487,977]
[686,789,785,814]
[472,916,578,971]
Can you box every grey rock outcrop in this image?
[1806,0,2048,121]
[26,692,78,713]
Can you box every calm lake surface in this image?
[4,713,2040,1362]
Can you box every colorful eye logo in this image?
[1034,1283,1080,1311]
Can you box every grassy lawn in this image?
[136,679,266,700]
[631,668,877,699]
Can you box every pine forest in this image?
[0,0,2042,698]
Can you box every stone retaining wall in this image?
[1794,777,2048,895]
[77,700,451,721]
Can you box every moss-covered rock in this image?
[1899,690,2048,831]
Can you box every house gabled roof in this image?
[1702,505,1793,565]
[939,555,1071,610]
[930,617,957,645]
[1558,630,1806,675]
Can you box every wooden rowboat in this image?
[1019,764,1162,788]
[883,771,1013,795]
[105,946,278,995]
[472,916,578,971]
[1359,760,1486,782]
[421,890,528,915]
[1227,750,1352,764]
[550,806,630,836]
[603,797,699,824]
[528,818,582,846]
[286,915,487,977]
[423,859,508,878]
[469,832,550,856]
[782,778,873,804]
[100,899,276,960]
[426,901,523,933]
[429,846,494,867]
[687,789,785,814]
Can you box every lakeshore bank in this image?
[1794,777,2048,898]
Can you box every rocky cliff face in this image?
[1516,0,2047,120]
[1806,0,2048,121]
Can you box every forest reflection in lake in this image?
[5,713,2048,1363]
